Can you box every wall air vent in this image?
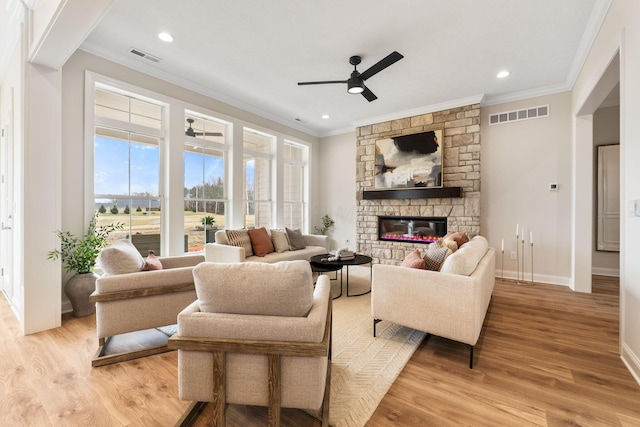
[129,47,161,63]
[489,105,549,125]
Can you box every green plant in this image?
[314,214,335,235]
[123,204,130,214]
[48,214,124,274]
[98,204,107,214]
[201,216,216,227]
[110,204,119,214]
[136,206,142,212]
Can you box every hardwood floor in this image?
[1,275,639,426]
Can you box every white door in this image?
[1,93,15,302]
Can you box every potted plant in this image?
[48,214,123,317]
[314,214,335,235]
[201,215,217,243]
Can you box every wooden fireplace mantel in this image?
[362,187,462,200]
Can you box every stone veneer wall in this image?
[356,104,481,264]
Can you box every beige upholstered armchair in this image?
[169,260,332,427]
[90,239,204,367]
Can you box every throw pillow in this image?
[248,227,275,257]
[286,227,306,251]
[97,239,145,275]
[441,236,458,253]
[270,229,291,253]
[400,249,426,269]
[444,231,469,248]
[225,229,254,257]
[142,250,163,271]
[423,240,451,271]
[193,260,314,317]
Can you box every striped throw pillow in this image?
[225,229,253,257]
[423,240,451,271]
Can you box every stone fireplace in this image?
[356,104,481,264]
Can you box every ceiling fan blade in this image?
[297,80,347,86]
[201,132,223,137]
[361,86,378,102]
[359,51,404,81]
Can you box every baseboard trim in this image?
[495,270,570,287]
[621,343,640,387]
[591,267,620,277]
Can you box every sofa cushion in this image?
[225,229,254,257]
[286,228,306,250]
[193,260,314,317]
[270,229,291,253]
[423,240,451,271]
[401,250,426,269]
[248,227,275,257]
[440,235,489,276]
[97,239,146,275]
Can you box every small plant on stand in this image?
[48,214,123,317]
[314,214,335,235]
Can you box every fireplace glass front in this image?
[378,216,447,244]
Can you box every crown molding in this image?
[351,94,485,129]
[79,42,322,138]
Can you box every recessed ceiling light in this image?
[158,32,174,42]
[322,114,330,119]
[497,70,510,78]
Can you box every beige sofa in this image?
[371,236,495,368]
[90,239,204,366]
[205,229,329,263]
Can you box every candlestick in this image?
[515,231,520,284]
[530,231,533,245]
[521,231,525,283]
[501,239,504,252]
[531,241,534,283]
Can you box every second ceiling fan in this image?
[297,51,404,102]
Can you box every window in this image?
[93,86,165,253]
[243,129,274,228]
[283,141,307,230]
[184,114,227,252]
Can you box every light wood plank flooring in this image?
[1,275,639,426]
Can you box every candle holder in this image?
[530,242,534,283]
[515,233,520,284]
[521,234,525,283]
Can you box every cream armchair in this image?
[90,239,204,367]
[169,260,332,427]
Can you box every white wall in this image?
[317,131,357,251]
[571,0,640,384]
[592,106,620,275]
[480,92,573,285]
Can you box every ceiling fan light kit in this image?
[298,51,403,102]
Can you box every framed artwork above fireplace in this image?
[374,129,443,190]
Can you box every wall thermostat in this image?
[549,183,559,191]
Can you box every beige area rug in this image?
[325,266,426,427]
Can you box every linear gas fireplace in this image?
[378,216,447,244]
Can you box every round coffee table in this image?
[309,254,373,298]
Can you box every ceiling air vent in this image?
[129,47,161,63]
[489,105,549,125]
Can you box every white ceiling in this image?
[78,1,610,137]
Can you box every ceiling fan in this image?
[185,118,223,137]
[297,51,404,102]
